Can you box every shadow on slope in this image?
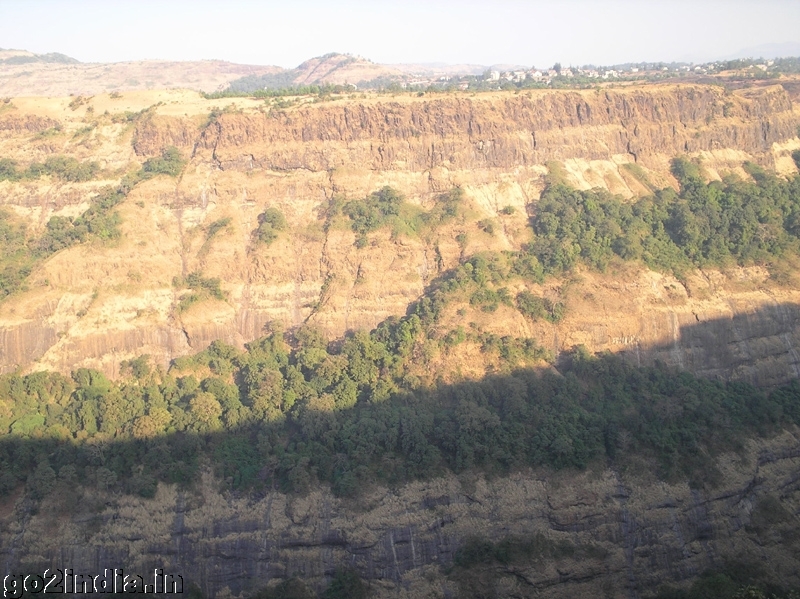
[1,305,800,595]
[3,304,800,500]
[612,301,800,387]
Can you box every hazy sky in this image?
[2,0,799,68]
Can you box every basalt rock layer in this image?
[2,430,800,598]
[136,85,798,172]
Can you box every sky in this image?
[1,0,800,69]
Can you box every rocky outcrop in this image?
[0,114,59,135]
[134,85,800,173]
[3,430,800,598]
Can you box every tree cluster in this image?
[527,158,800,277]
[255,208,287,246]
[0,155,98,183]
[4,160,800,505]
[2,315,800,501]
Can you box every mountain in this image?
[0,50,525,98]
[2,72,800,598]
[0,83,798,378]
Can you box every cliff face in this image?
[3,430,800,598]
[0,85,800,379]
[134,85,798,171]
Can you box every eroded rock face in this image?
[135,86,799,172]
[1,85,800,378]
[0,114,59,135]
[3,431,799,598]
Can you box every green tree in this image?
[141,146,186,177]
[189,392,223,431]
[323,569,368,599]
[28,461,56,499]
[255,207,287,245]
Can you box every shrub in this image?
[21,155,100,182]
[35,125,64,139]
[517,291,548,320]
[516,291,565,323]
[255,208,287,245]
[174,271,226,311]
[477,218,495,235]
[68,96,88,110]
[206,217,232,240]
[37,216,84,253]
[323,569,368,599]
[424,187,465,227]
[0,158,20,181]
[470,287,500,312]
[344,186,403,243]
[142,146,185,177]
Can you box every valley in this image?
[2,75,800,598]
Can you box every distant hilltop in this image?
[0,48,79,65]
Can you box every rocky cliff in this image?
[3,429,800,598]
[0,85,800,381]
[187,85,799,172]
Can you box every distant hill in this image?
[226,54,536,93]
[0,51,283,96]
[227,53,405,92]
[0,49,530,97]
[0,51,412,97]
[0,49,79,65]
[0,48,616,97]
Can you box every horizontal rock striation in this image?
[2,86,800,599]
[134,85,800,173]
[3,431,800,598]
